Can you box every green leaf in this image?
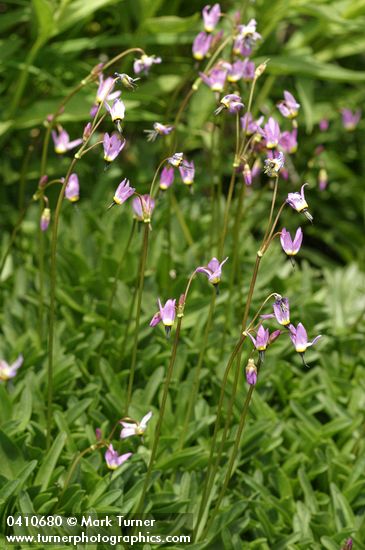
[34,432,67,491]
[32,0,55,43]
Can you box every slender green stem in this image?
[203,380,257,535]
[119,283,138,365]
[38,204,45,342]
[59,441,105,502]
[47,159,77,448]
[125,224,150,414]
[178,290,216,450]
[100,220,136,356]
[260,176,279,250]
[134,317,183,515]
[194,336,245,536]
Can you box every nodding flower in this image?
[65,173,80,203]
[192,32,213,60]
[341,108,361,131]
[196,257,228,292]
[132,194,155,223]
[277,91,300,119]
[241,113,264,135]
[245,358,257,385]
[160,166,174,190]
[144,122,173,142]
[105,99,126,133]
[111,179,135,206]
[105,445,132,470]
[215,94,244,115]
[279,129,298,154]
[90,74,121,116]
[289,323,321,367]
[150,299,176,337]
[247,325,281,362]
[120,412,153,439]
[133,54,162,75]
[168,152,185,168]
[264,151,285,177]
[233,19,261,56]
[179,161,195,185]
[261,296,291,326]
[286,184,313,222]
[95,75,120,105]
[0,354,23,382]
[51,127,82,154]
[262,117,281,149]
[200,67,227,92]
[40,208,51,232]
[280,228,303,257]
[114,72,140,90]
[202,3,221,32]
[103,133,126,163]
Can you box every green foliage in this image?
[0,0,364,548]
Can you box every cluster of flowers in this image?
[104,412,153,470]
[150,257,228,335]
[39,53,188,231]
[245,295,321,385]
[191,8,301,188]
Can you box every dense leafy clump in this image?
[0,1,364,549]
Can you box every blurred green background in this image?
[0,0,365,548]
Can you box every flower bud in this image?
[255,61,268,79]
[245,358,257,385]
[40,208,51,232]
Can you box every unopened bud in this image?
[243,163,252,186]
[318,168,328,191]
[38,175,48,188]
[255,60,269,79]
[91,62,104,76]
[245,358,257,385]
[40,208,51,232]
[177,294,185,318]
[95,428,102,440]
[83,122,92,141]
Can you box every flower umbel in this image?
[105,445,132,470]
[0,355,23,381]
[120,411,153,439]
